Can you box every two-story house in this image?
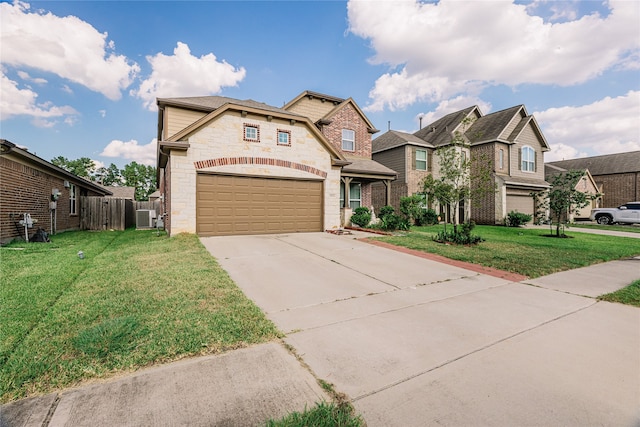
[372,105,550,224]
[156,91,395,236]
[283,91,396,223]
[372,107,477,220]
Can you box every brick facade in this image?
[0,155,105,245]
[321,103,372,159]
[595,173,640,208]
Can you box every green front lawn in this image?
[374,225,640,278]
[0,230,279,403]
[599,280,640,307]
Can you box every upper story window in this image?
[69,184,77,215]
[416,149,427,170]
[277,130,291,146]
[521,146,535,172]
[342,129,355,151]
[244,124,260,142]
[499,149,504,170]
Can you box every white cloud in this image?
[61,84,73,94]
[99,109,107,118]
[0,1,139,100]
[100,138,157,166]
[17,70,47,84]
[0,70,78,122]
[535,90,640,161]
[133,42,246,111]
[348,0,640,111]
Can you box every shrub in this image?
[399,195,424,224]
[433,221,484,245]
[350,207,372,227]
[505,211,532,227]
[376,205,410,231]
[417,208,439,226]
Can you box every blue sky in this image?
[1,0,638,170]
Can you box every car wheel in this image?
[596,215,613,225]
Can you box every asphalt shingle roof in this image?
[158,96,304,117]
[547,151,640,175]
[342,157,397,177]
[413,106,478,147]
[466,105,524,143]
[372,130,434,153]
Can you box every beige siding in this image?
[509,125,546,181]
[165,106,207,139]
[499,110,525,140]
[285,97,337,123]
[373,146,406,183]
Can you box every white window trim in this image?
[243,124,259,142]
[342,129,355,152]
[277,130,291,146]
[416,149,427,170]
[522,146,535,172]
[69,183,77,215]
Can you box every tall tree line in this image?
[51,156,156,201]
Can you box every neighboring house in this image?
[372,105,551,224]
[546,151,640,208]
[156,92,394,236]
[0,139,111,245]
[100,185,136,199]
[544,164,600,220]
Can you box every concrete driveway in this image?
[200,232,640,426]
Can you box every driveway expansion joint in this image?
[351,299,599,403]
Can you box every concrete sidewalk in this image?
[1,342,328,427]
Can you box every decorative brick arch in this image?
[194,157,327,178]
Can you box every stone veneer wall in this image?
[167,111,341,235]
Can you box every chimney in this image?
[388,121,390,131]
[419,116,423,129]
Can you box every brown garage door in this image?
[196,174,323,236]
[506,194,534,215]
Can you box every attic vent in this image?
[136,209,156,229]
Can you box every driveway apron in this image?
[200,232,640,426]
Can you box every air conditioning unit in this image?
[136,209,156,228]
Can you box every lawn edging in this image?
[361,238,528,282]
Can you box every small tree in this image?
[532,170,597,237]
[421,117,494,236]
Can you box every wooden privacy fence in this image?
[81,197,161,231]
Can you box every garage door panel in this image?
[197,174,322,236]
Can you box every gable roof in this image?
[100,185,135,199]
[158,96,301,117]
[284,91,379,133]
[283,90,345,110]
[466,105,550,151]
[413,106,481,147]
[0,139,111,196]
[372,130,434,154]
[547,151,640,175]
[466,105,523,143]
[156,96,346,168]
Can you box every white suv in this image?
[589,202,640,225]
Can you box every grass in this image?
[0,229,279,403]
[266,401,364,427]
[598,280,640,307]
[373,224,640,278]
[570,223,640,233]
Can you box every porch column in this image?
[383,179,392,206]
[341,177,352,208]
